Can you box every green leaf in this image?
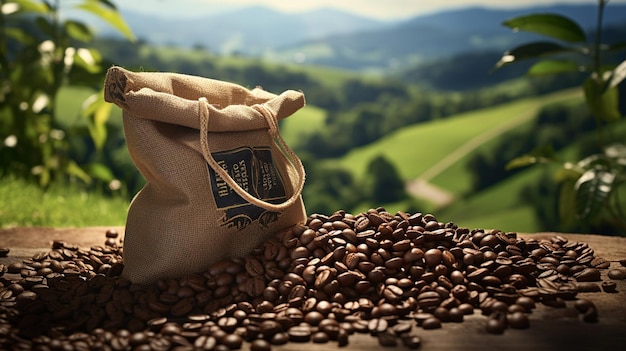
[574,168,616,219]
[608,60,626,89]
[65,160,92,184]
[527,59,581,76]
[82,91,111,150]
[505,155,541,170]
[4,0,48,15]
[65,20,93,42]
[506,144,558,170]
[76,2,135,41]
[496,41,575,69]
[72,48,102,74]
[83,162,115,182]
[555,163,584,183]
[5,27,36,45]
[584,77,622,122]
[503,13,587,43]
[38,167,51,187]
[514,41,572,60]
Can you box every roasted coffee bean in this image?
[574,299,594,313]
[590,257,610,269]
[287,325,311,342]
[378,331,397,347]
[304,311,324,326]
[217,317,238,333]
[485,315,506,334]
[402,334,422,349]
[194,335,217,350]
[368,318,388,335]
[351,319,369,333]
[171,298,194,317]
[601,280,617,293]
[458,303,474,315]
[575,282,601,292]
[333,328,348,347]
[382,285,404,303]
[421,317,442,330]
[424,249,443,267]
[222,333,243,349]
[506,303,525,315]
[515,296,535,312]
[392,321,412,335]
[542,297,566,308]
[449,307,464,322]
[250,338,272,351]
[574,268,601,282]
[433,307,450,323]
[507,312,529,329]
[311,331,329,343]
[607,269,625,280]
[385,257,404,270]
[582,307,599,323]
[417,291,441,310]
[245,257,265,277]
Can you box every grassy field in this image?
[0,176,128,228]
[436,166,547,232]
[280,105,327,146]
[322,88,581,184]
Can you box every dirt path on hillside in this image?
[405,178,455,208]
[405,108,540,207]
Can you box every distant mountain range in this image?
[102,6,381,54]
[97,4,626,72]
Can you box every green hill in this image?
[317,89,581,185]
[287,88,585,232]
[280,105,327,147]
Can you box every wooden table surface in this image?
[1,227,625,351]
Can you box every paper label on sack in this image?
[208,146,287,230]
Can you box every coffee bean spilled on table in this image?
[1,208,624,350]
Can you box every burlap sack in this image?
[103,66,307,284]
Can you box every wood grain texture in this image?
[1,228,625,350]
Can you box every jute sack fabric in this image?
[103,66,307,284]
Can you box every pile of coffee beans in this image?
[1,208,624,350]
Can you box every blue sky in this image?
[118,0,626,20]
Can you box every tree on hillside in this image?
[366,155,406,204]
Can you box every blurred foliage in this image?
[366,155,407,204]
[496,0,626,233]
[0,0,133,188]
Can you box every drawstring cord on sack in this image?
[198,97,306,212]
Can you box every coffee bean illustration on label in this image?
[209,146,287,230]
